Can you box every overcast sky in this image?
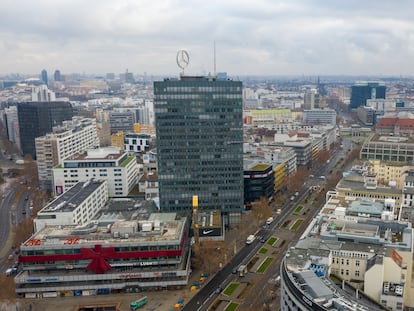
[1,0,414,77]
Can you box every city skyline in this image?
[1,1,414,76]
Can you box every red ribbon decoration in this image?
[80,245,115,274]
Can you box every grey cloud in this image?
[1,0,414,75]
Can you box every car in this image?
[276,208,282,214]
[232,267,237,274]
[215,286,222,294]
[290,196,295,201]
[295,191,299,196]
[309,174,314,178]
[260,238,266,243]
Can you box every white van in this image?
[246,235,255,244]
[266,217,274,225]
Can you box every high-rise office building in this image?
[17,101,73,159]
[350,81,386,110]
[41,69,48,85]
[54,69,61,82]
[154,75,244,220]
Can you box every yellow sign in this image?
[192,195,198,207]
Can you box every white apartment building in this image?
[35,117,100,191]
[34,180,108,232]
[53,147,139,197]
[303,108,336,126]
[124,133,151,154]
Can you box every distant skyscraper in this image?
[120,69,134,83]
[41,69,48,85]
[350,81,386,110]
[154,75,244,220]
[106,73,115,80]
[17,101,73,159]
[54,69,61,82]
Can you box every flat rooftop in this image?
[40,180,106,213]
[70,147,124,161]
[25,214,186,248]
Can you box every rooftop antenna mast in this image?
[214,41,216,76]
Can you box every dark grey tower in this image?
[41,69,48,85]
[154,75,244,217]
[17,102,73,159]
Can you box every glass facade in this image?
[17,102,73,159]
[350,82,386,110]
[154,76,244,213]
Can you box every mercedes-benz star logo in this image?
[176,50,190,72]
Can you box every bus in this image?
[130,296,148,310]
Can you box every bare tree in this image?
[315,150,330,166]
[251,197,272,223]
[192,240,229,274]
[348,147,361,162]
[0,274,15,302]
[287,168,309,192]
[13,217,34,248]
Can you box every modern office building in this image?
[109,111,135,134]
[360,133,414,163]
[35,117,100,191]
[17,101,74,159]
[350,81,386,110]
[243,163,274,206]
[53,69,61,82]
[154,75,244,221]
[34,179,108,232]
[303,109,336,126]
[16,211,191,297]
[41,69,48,86]
[282,139,313,168]
[52,147,139,197]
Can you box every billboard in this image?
[198,227,222,238]
[55,185,63,196]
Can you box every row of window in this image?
[331,250,369,259]
[331,268,360,277]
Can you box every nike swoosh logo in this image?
[203,229,214,234]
